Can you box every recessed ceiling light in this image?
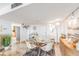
[55,22,60,26]
[48,18,61,24]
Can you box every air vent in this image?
[11,3,22,9]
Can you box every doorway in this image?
[15,26,20,42]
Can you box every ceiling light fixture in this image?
[55,22,60,26]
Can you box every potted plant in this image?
[2,35,11,50]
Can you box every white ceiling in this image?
[0,3,79,24]
[0,3,10,9]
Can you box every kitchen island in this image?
[60,38,79,56]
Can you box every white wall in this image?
[20,24,53,41]
[0,19,68,43]
[0,19,12,35]
[20,23,68,42]
[55,22,68,42]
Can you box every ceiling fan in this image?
[21,23,30,29]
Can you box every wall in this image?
[0,19,68,43]
[0,19,12,35]
[55,21,68,42]
[19,23,69,42]
[20,24,53,41]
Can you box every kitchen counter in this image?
[60,38,79,56]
